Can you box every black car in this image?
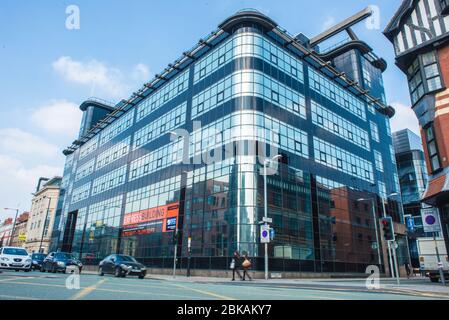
[41,252,83,274]
[99,254,146,279]
[31,253,47,270]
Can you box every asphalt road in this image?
[0,270,447,300]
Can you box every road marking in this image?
[171,283,236,300]
[70,279,107,300]
[0,276,28,282]
[0,294,41,300]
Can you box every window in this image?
[441,0,449,15]
[217,91,224,103]
[317,115,324,125]
[199,67,206,78]
[271,91,279,102]
[291,66,298,77]
[218,54,226,66]
[407,51,443,105]
[175,116,181,125]
[370,121,379,142]
[197,102,204,113]
[337,158,343,169]
[178,83,184,93]
[163,93,169,102]
[333,123,340,133]
[292,102,300,112]
[320,151,327,163]
[157,158,163,168]
[295,141,302,153]
[425,125,442,172]
[270,53,278,64]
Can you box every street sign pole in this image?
[391,241,400,285]
[264,162,268,281]
[434,232,446,286]
[187,236,192,278]
[173,229,178,279]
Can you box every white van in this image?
[417,238,449,283]
[0,247,32,272]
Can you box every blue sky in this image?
[0,0,418,220]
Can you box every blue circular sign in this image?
[425,215,436,225]
[262,230,268,238]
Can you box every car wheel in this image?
[430,277,439,283]
[51,265,57,273]
[138,274,145,279]
[15,269,20,272]
[40,265,45,272]
[98,267,104,276]
[24,269,30,273]
[114,267,122,278]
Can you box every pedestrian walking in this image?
[230,251,243,281]
[404,262,411,279]
[241,253,252,281]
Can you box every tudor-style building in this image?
[385,0,449,256]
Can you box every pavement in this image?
[0,269,448,300]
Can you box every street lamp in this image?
[38,196,52,254]
[262,154,282,281]
[4,208,19,246]
[357,198,381,267]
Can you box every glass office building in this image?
[51,10,403,274]
[393,129,434,267]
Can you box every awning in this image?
[422,171,449,203]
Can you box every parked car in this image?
[98,254,146,279]
[0,247,31,272]
[31,253,47,270]
[41,252,83,274]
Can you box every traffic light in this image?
[381,217,395,241]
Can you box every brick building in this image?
[385,0,449,256]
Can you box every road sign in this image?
[270,228,275,240]
[262,217,273,224]
[405,215,415,232]
[18,234,26,241]
[438,262,444,269]
[260,224,270,243]
[421,208,441,233]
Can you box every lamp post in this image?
[381,192,400,285]
[4,208,19,247]
[357,198,381,267]
[262,155,282,281]
[38,196,52,254]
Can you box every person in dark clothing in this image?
[230,251,243,281]
[242,253,252,281]
[405,262,411,279]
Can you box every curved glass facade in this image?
[51,22,402,274]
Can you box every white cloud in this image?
[322,16,336,31]
[132,63,150,82]
[31,100,82,137]
[390,102,420,135]
[0,128,59,158]
[52,56,150,100]
[0,154,62,219]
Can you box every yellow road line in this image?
[70,279,107,300]
[171,283,236,300]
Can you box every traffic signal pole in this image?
[381,201,395,279]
